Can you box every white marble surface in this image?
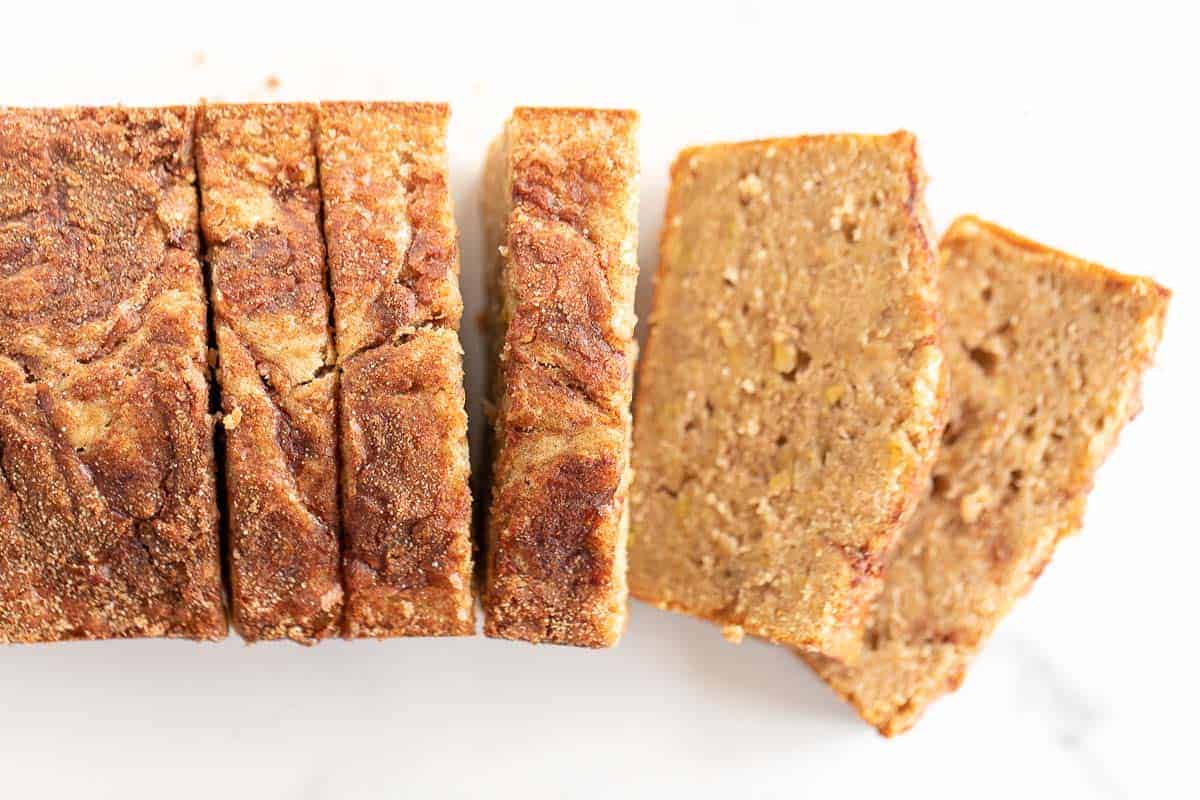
[2,2,1197,797]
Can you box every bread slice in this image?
[806,216,1171,734]
[196,103,342,643]
[629,133,945,661]
[0,106,226,642]
[317,102,473,637]
[482,108,639,647]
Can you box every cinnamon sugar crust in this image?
[318,102,473,637]
[0,106,225,642]
[338,329,473,636]
[806,216,1171,734]
[196,103,342,643]
[629,134,945,661]
[318,102,462,357]
[483,108,639,647]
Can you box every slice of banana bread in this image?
[482,108,639,647]
[0,106,226,642]
[629,133,945,661]
[318,102,473,637]
[196,103,342,643]
[806,216,1170,735]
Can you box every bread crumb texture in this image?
[630,133,945,662]
[0,106,225,642]
[196,103,342,644]
[806,215,1170,735]
[483,108,639,647]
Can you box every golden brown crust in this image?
[317,102,461,358]
[317,102,474,637]
[483,107,638,647]
[339,330,473,636]
[629,133,945,661]
[806,215,1171,735]
[196,103,342,643]
[0,106,225,642]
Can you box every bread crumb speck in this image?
[737,173,764,202]
[960,486,992,524]
[222,405,243,430]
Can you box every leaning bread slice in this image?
[318,102,473,637]
[483,107,639,647]
[0,106,225,642]
[196,103,342,643]
[806,216,1170,735]
[629,133,945,662]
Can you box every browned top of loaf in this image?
[499,107,639,427]
[319,101,473,637]
[198,103,333,386]
[318,101,461,356]
[808,215,1171,735]
[484,107,638,647]
[195,102,342,643]
[629,133,945,661]
[339,328,474,637]
[0,106,225,642]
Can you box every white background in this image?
[2,2,1197,797]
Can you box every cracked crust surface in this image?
[629,134,945,661]
[338,329,472,636]
[483,108,639,647]
[318,102,473,637]
[196,103,342,643]
[318,102,462,358]
[0,106,225,642]
[806,216,1171,734]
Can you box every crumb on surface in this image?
[721,624,745,644]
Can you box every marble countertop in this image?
[1,2,1195,797]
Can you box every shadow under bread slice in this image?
[0,106,225,642]
[805,216,1170,735]
[629,133,946,662]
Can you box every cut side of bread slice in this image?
[630,133,946,662]
[806,215,1171,735]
